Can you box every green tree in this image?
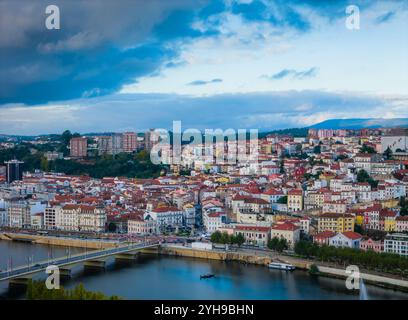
[210,231,222,243]
[234,233,245,247]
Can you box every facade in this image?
[0,208,8,226]
[128,217,158,235]
[56,204,106,232]
[287,189,303,212]
[147,206,184,227]
[384,233,408,257]
[395,216,408,232]
[313,231,336,245]
[5,159,24,184]
[30,213,44,229]
[111,133,124,155]
[98,136,112,155]
[8,203,31,228]
[234,225,271,247]
[360,238,383,253]
[204,212,227,233]
[317,213,355,233]
[70,137,87,158]
[328,232,362,249]
[270,222,300,249]
[44,206,59,229]
[123,132,137,153]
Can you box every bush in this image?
[309,264,319,275]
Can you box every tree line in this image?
[26,280,121,300]
[294,240,408,277]
[210,231,245,246]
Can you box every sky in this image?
[0,0,407,135]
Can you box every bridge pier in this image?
[115,252,139,262]
[60,268,72,280]
[84,260,106,271]
[9,277,30,292]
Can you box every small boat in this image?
[200,273,215,279]
[268,262,296,271]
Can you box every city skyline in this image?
[0,0,408,135]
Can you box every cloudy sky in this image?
[0,0,407,135]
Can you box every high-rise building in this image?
[98,136,113,155]
[70,137,88,158]
[123,132,137,153]
[5,159,24,184]
[111,133,124,155]
[145,129,159,151]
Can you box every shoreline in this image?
[147,244,408,293]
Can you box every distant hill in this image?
[309,118,408,130]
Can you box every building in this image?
[98,136,112,155]
[396,216,408,233]
[147,206,184,228]
[30,213,44,229]
[317,213,355,233]
[384,233,408,257]
[270,222,300,249]
[123,132,137,153]
[313,231,336,245]
[0,208,8,226]
[381,134,408,153]
[70,137,87,158]
[204,212,227,233]
[128,216,158,235]
[8,203,31,228]
[360,238,383,253]
[44,206,59,229]
[56,204,106,232]
[329,231,362,249]
[234,225,271,247]
[111,133,124,155]
[287,189,303,212]
[45,152,63,161]
[5,159,24,184]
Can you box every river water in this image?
[1,241,408,300]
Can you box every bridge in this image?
[0,241,160,284]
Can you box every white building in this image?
[328,232,362,249]
[384,233,408,257]
[8,203,31,228]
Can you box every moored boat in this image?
[268,262,295,271]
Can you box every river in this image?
[1,241,408,300]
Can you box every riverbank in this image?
[149,244,408,293]
[0,232,119,249]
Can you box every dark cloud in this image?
[0,0,405,105]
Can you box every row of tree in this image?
[294,240,408,276]
[26,280,121,300]
[210,231,245,246]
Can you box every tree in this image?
[107,222,117,233]
[220,231,230,244]
[26,280,121,300]
[360,145,376,154]
[309,264,319,275]
[277,195,287,204]
[234,233,245,247]
[313,145,321,154]
[40,157,49,172]
[383,147,393,160]
[210,231,222,243]
[357,169,370,183]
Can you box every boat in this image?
[268,262,296,271]
[200,273,215,279]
